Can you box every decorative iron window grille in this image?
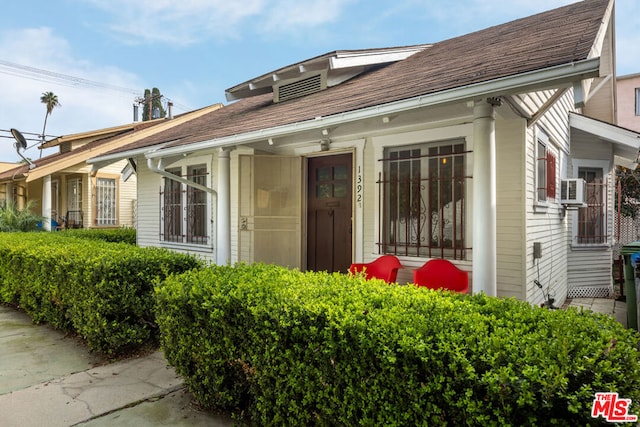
[95,177,117,226]
[577,170,607,244]
[186,165,208,244]
[378,141,471,260]
[160,165,210,244]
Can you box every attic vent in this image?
[60,141,72,154]
[275,74,325,103]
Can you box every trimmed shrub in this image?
[155,263,640,426]
[56,227,137,245]
[0,232,202,354]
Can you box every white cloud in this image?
[78,0,353,45]
[0,28,143,162]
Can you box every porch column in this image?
[217,148,231,265]
[42,175,52,231]
[472,99,499,296]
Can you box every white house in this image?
[88,0,640,307]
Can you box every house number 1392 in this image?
[356,166,363,207]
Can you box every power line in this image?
[0,129,56,141]
[0,59,142,96]
[0,59,193,111]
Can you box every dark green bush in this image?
[155,263,640,426]
[56,227,137,245]
[0,232,202,354]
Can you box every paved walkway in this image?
[564,296,628,327]
[0,305,233,427]
[0,296,631,426]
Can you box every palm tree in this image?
[40,91,60,141]
[39,91,60,158]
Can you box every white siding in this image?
[566,137,615,297]
[495,117,526,299]
[522,90,574,307]
[136,160,161,248]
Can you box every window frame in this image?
[93,174,119,227]
[570,159,609,248]
[159,158,212,248]
[535,128,557,207]
[378,138,469,261]
[635,87,640,116]
[67,176,83,212]
[372,125,473,264]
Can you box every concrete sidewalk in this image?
[0,305,233,427]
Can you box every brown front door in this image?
[307,154,352,273]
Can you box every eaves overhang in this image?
[148,58,601,160]
[570,112,640,168]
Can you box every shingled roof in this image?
[96,0,611,157]
[0,123,157,181]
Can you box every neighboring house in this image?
[89,0,640,307]
[614,74,640,247]
[617,73,640,133]
[0,104,222,229]
[0,162,18,174]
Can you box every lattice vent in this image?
[567,286,612,298]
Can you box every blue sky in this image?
[0,0,638,162]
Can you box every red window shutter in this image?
[546,152,556,199]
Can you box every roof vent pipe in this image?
[168,101,173,119]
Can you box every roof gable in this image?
[225,45,431,102]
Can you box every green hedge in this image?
[0,232,202,354]
[56,227,137,245]
[155,263,640,426]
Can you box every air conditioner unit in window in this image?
[560,178,587,207]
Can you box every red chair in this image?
[349,255,402,283]
[413,259,469,293]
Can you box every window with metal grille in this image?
[160,164,210,244]
[577,167,607,244]
[95,177,117,226]
[378,140,469,260]
[186,165,207,244]
[162,168,183,242]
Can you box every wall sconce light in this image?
[321,128,329,136]
[268,138,274,146]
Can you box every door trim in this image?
[304,150,355,272]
